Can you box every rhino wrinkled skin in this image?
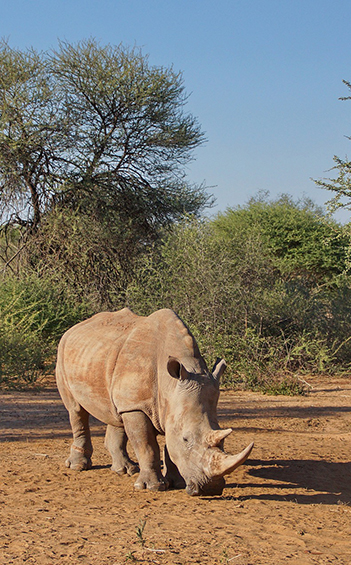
[56,308,254,496]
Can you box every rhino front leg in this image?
[66,404,93,471]
[122,411,168,491]
[164,445,186,489]
[104,424,139,476]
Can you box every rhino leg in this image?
[104,424,139,476]
[164,445,186,489]
[65,404,93,471]
[122,411,168,492]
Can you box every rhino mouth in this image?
[185,477,225,497]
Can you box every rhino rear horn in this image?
[207,428,233,447]
[209,442,254,478]
[212,358,227,382]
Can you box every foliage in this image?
[49,39,211,240]
[315,155,351,215]
[1,36,351,394]
[0,274,91,388]
[0,38,211,289]
[2,193,351,392]
[25,207,132,309]
[213,193,348,282]
[0,41,62,232]
[127,196,351,392]
[314,80,351,217]
[136,520,147,548]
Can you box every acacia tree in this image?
[0,39,211,283]
[315,80,351,214]
[50,40,209,230]
[0,42,65,234]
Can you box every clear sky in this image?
[2,0,351,220]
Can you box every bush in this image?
[0,275,91,388]
[127,208,351,393]
[2,192,351,394]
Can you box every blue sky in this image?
[2,0,351,220]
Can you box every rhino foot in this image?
[134,480,168,491]
[65,456,92,471]
[134,471,169,492]
[65,446,92,471]
[111,461,139,476]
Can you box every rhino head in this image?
[164,357,254,496]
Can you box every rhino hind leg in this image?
[122,411,168,492]
[105,424,139,476]
[65,404,93,471]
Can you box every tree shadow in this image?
[0,391,106,442]
[218,403,351,421]
[222,458,351,505]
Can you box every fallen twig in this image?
[296,375,314,389]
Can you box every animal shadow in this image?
[223,458,351,505]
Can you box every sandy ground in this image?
[1,376,351,565]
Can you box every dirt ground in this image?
[1,376,351,565]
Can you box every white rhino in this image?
[56,308,253,495]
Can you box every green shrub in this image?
[127,209,351,394]
[2,192,351,394]
[0,275,91,388]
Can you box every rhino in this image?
[56,308,253,496]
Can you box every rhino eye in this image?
[183,436,189,443]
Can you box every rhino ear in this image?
[167,356,190,381]
[212,358,227,382]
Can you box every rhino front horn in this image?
[209,441,254,478]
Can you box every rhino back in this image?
[56,308,207,429]
[56,308,140,424]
